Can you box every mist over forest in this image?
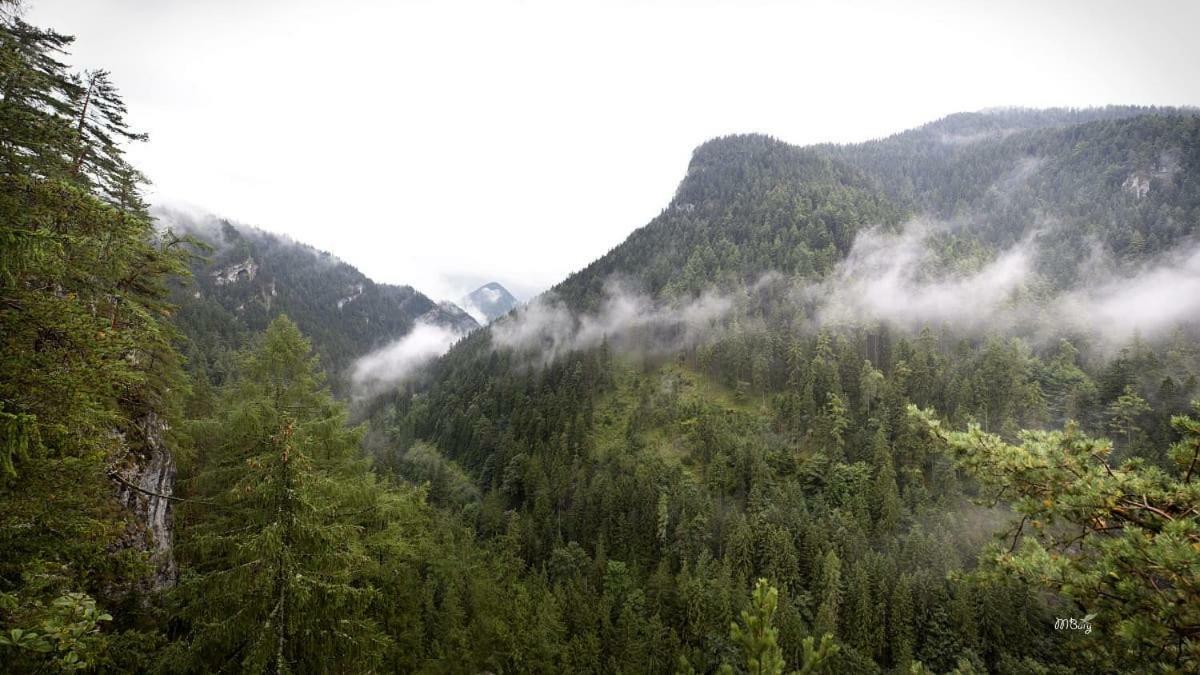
[3,2,1200,674]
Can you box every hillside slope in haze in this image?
[375,107,1200,673]
[824,106,1200,284]
[157,209,478,389]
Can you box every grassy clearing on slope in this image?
[588,357,773,474]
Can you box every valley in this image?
[2,4,1199,673]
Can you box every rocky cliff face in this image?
[111,411,177,590]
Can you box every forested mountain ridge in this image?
[551,134,903,309]
[824,107,1200,284]
[381,107,1200,673]
[551,106,1198,309]
[158,209,479,391]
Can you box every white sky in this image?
[25,0,1200,302]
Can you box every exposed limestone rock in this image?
[111,411,177,590]
[421,301,478,334]
[1122,172,1151,199]
[337,283,365,310]
[212,256,258,285]
[1122,152,1181,199]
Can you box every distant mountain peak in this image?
[462,282,519,323]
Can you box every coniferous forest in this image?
[2,4,1200,674]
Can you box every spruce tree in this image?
[869,425,902,534]
[888,573,915,670]
[167,317,385,673]
[814,550,842,640]
[1,5,189,668]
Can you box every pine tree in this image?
[816,392,850,461]
[68,69,148,200]
[1106,385,1150,450]
[842,561,880,656]
[0,8,79,182]
[1,1,187,479]
[859,360,884,420]
[726,578,786,675]
[917,403,1200,672]
[888,573,915,670]
[716,579,838,675]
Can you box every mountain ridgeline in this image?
[553,107,1199,309]
[2,9,1199,671]
[158,209,478,391]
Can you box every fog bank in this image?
[350,322,462,397]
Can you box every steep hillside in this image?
[376,107,1200,673]
[548,108,1198,308]
[157,210,478,389]
[552,135,902,309]
[824,107,1200,284]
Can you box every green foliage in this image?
[823,108,1200,280]
[725,579,788,675]
[0,592,112,672]
[166,317,387,673]
[7,7,1200,671]
[916,402,1200,672]
[869,425,902,534]
[388,247,1200,672]
[1107,384,1151,451]
[713,579,839,675]
[553,134,903,310]
[0,5,188,669]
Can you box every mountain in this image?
[374,107,1200,673]
[548,106,1199,308]
[156,209,479,390]
[425,299,481,333]
[461,282,520,323]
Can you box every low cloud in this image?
[473,219,1200,369]
[459,295,493,326]
[1053,244,1200,344]
[491,278,739,364]
[812,220,1035,331]
[809,218,1200,348]
[350,321,462,397]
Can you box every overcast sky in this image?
[25,0,1200,302]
